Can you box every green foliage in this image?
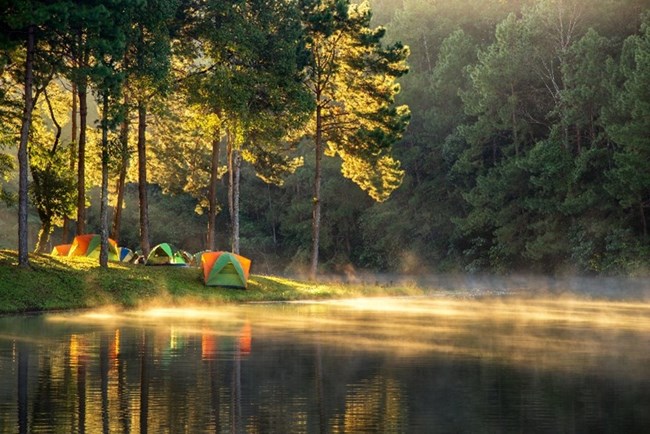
[605,13,650,221]
[26,81,76,239]
[0,153,15,206]
[557,28,615,153]
[0,41,19,207]
[191,0,313,184]
[28,145,76,241]
[518,140,572,267]
[2,0,650,276]
[148,99,218,199]
[250,149,370,272]
[301,0,410,201]
[370,0,650,274]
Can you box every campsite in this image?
[51,235,254,288]
[1,0,649,432]
[1,248,649,432]
[0,249,423,312]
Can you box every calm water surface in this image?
[0,296,649,433]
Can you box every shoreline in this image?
[2,250,649,316]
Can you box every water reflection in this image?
[0,296,648,433]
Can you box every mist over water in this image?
[1,288,648,432]
[308,272,650,300]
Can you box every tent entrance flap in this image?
[202,251,251,288]
[146,243,187,266]
[210,262,245,287]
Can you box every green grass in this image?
[0,250,424,314]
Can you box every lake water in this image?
[0,296,648,433]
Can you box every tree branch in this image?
[43,87,62,155]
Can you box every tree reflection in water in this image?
[0,297,648,432]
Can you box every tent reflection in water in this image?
[201,251,251,289]
[68,234,120,261]
[146,243,187,266]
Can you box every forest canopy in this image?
[1,0,649,276]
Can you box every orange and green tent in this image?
[146,243,187,266]
[51,244,72,256]
[68,234,119,261]
[201,251,251,288]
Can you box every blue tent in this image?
[119,247,134,262]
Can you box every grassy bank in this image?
[0,250,423,314]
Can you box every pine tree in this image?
[183,0,312,253]
[299,0,410,278]
[1,0,69,266]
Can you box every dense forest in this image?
[1,0,649,277]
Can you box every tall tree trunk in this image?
[63,83,78,243]
[99,94,110,268]
[268,184,277,250]
[112,150,128,243]
[227,132,233,222]
[227,131,241,254]
[112,95,130,242]
[232,149,241,254]
[76,78,88,235]
[310,104,323,280]
[137,100,150,257]
[18,24,35,268]
[35,219,52,253]
[206,121,222,251]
